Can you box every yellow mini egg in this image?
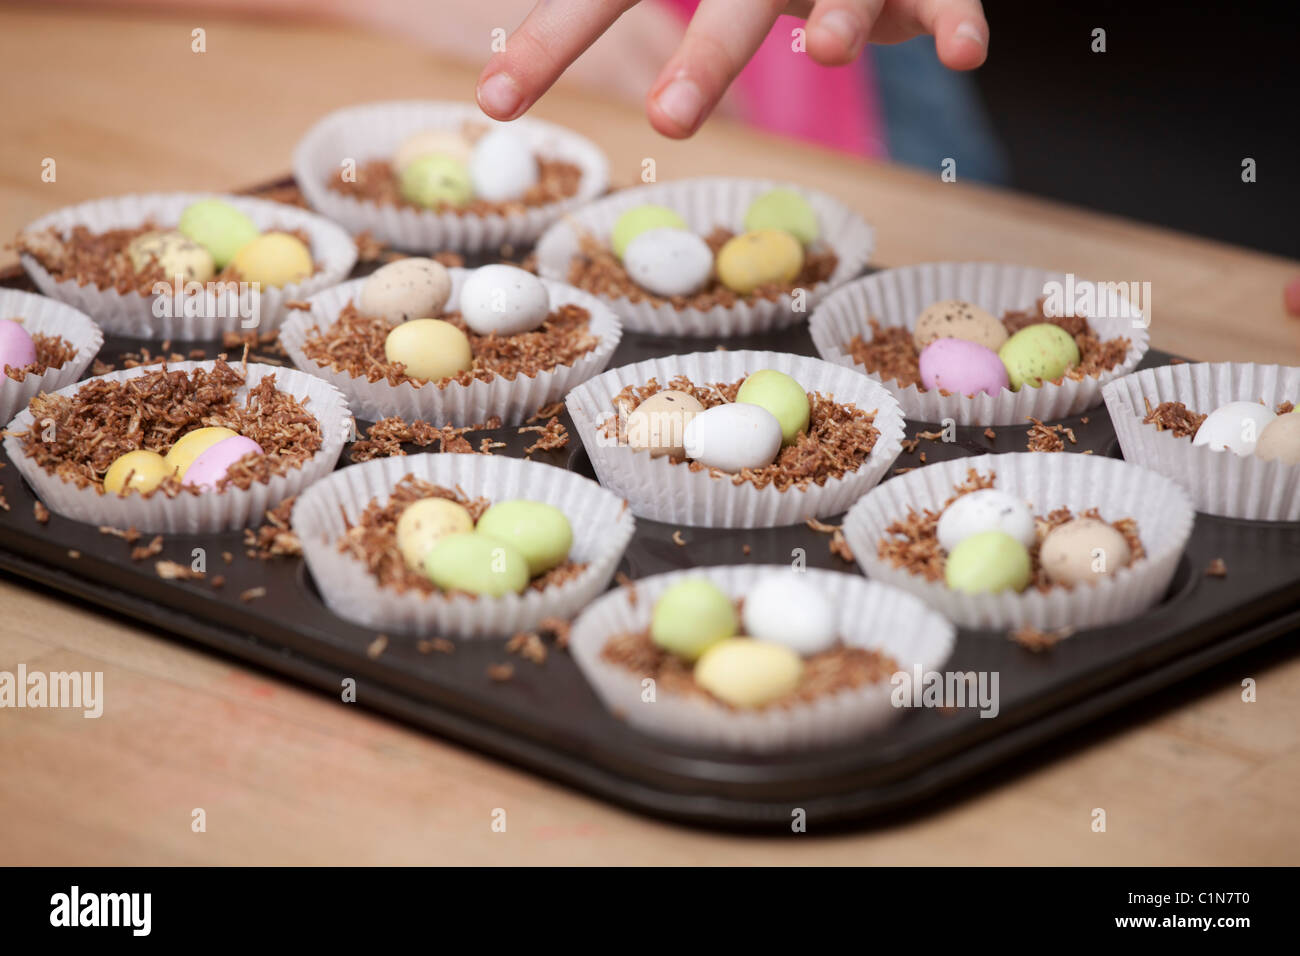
[229,232,314,288]
[694,638,804,709]
[715,229,804,295]
[126,231,215,283]
[383,318,473,381]
[103,449,170,495]
[163,426,238,478]
[396,498,475,572]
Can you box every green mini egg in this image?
[423,532,529,597]
[743,188,819,245]
[475,499,573,577]
[178,199,260,270]
[650,578,738,661]
[944,530,1032,595]
[998,323,1081,391]
[611,205,687,259]
[399,154,474,209]
[396,498,474,572]
[715,229,804,294]
[735,369,810,445]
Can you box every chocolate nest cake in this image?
[15,360,323,496]
[16,224,319,295]
[339,474,587,597]
[845,300,1131,391]
[3,328,77,383]
[568,228,838,310]
[601,374,879,492]
[877,469,1145,591]
[300,300,599,388]
[326,158,583,216]
[1143,398,1295,438]
[600,602,897,711]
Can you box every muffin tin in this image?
[2,207,1298,829]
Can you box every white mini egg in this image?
[1193,401,1277,456]
[683,403,782,472]
[937,488,1036,552]
[468,127,539,202]
[742,573,836,655]
[359,258,452,323]
[622,228,713,298]
[458,264,550,336]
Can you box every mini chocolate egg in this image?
[743,188,819,245]
[1193,401,1277,456]
[177,199,260,269]
[1039,517,1132,587]
[182,435,263,490]
[715,230,804,295]
[394,128,474,171]
[163,426,238,477]
[359,258,453,323]
[919,337,1010,396]
[127,231,215,283]
[396,498,475,572]
[650,577,737,661]
[383,319,473,381]
[423,531,530,597]
[735,369,810,446]
[622,228,713,298]
[944,530,1032,595]
[475,499,573,577]
[229,232,313,288]
[625,389,704,458]
[937,489,1036,551]
[0,319,37,373]
[399,154,473,209]
[103,449,170,495]
[913,299,1007,352]
[694,639,804,708]
[459,264,550,336]
[998,323,1081,391]
[1253,412,1300,464]
[741,573,835,655]
[611,205,688,259]
[683,403,783,473]
[468,127,539,202]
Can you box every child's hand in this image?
[477,0,989,137]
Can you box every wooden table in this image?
[1,5,1297,865]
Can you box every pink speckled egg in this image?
[918,337,1010,397]
[181,435,263,490]
[0,319,38,373]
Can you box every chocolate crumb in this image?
[1206,558,1228,578]
[1010,625,1073,652]
[417,637,456,655]
[1142,399,1208,438]
[131,535,164,561]
[984,428,997,440]
[367,634,389,659]
[32,501,49,524]
[239,586,267,603]
[672,530,687,547]
[487,663,515,682]
[156,560,202,580]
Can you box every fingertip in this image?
[938,19,989,70]
[647,74,707,138]
[476,69,526,121]
[806,9,864,65]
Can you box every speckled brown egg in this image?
[626,389,704,458]
[359,258,452,323]
[912,299,1008,352]
[1040,517,1133,587]
[1255,412,1300,464]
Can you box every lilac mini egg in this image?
[918,337,1010,397]
[181,435,263,490]
[0,319,38,374]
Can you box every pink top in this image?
[661,2,885,158]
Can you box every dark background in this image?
[972,1,1297,258]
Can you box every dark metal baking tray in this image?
[3,241,1297,830]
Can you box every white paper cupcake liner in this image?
[1103,362,1300,521]
[843,452,1194,631]
[809,262,1151,425]
[566,350,905,528]
[18,192,357,340]
[535,177,875,337]
[3,360,351,533]
[280,269,623,426]
[292,100,609,253]
[0,290,103,425]
[569,565,955,753]
[292,453,635,638]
